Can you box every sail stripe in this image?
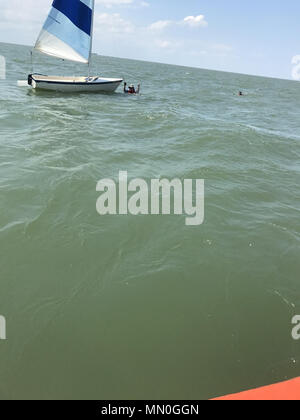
[52,0,92,36]
[80,0,93,8]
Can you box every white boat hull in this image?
[27,74,123,93]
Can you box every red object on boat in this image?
[214,377,300,400]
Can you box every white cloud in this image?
[149,15,208,32]
[95,13,135,34]
[149,20,172,32]
[156,40,172,49]
[183,15,208,28]
[155,39,183,50]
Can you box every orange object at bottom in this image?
[214,377,300,400]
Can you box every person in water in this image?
[124,82,140,94]
[238,91,244,96]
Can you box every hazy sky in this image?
[0,0,300,80]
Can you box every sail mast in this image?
[89,0,95,64]
[88,0,95,76]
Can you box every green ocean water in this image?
[0,42,300,400]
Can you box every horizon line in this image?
[0,40,298,84]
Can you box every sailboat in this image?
[22,0,123,93]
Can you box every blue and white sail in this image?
[35,0,95,64]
